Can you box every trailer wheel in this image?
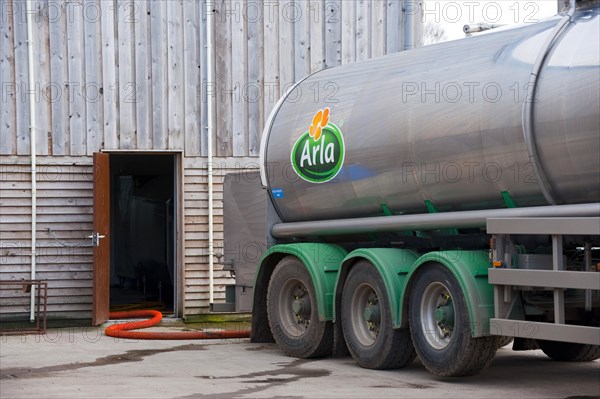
[537,340,600,362]
[341,261,416,369]
[267,256,333,358]
[409,264,497,377]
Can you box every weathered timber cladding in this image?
[0,0,421,318]
[0,155,258,318]
[1,0,419,158]
[0,156,94,318]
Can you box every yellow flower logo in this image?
[309,108,330,141]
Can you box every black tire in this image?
[267,256,333,358]
[341,261,416,369]
[409,264,498,377]
[537,340,600,362]
[495,336,514,349]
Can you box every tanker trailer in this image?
[222,0,600,377]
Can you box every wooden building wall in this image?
[0,154,254,318]
[1,156,94,319]
[0,0,422,319]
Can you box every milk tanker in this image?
[222,1,600,377]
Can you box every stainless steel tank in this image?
[261,5,600,223]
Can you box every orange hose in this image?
[105,310,250,340]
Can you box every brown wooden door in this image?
[92,152,110,325]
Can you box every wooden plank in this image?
[279,0,294,91]
[167,1,185,150]
[0,205,91,215]
[150,0,168,150]
[66,0,87,155]
[167,0,185,150]
[215,0,232,156]
[181,154,258,169]
[0,183,92,193]
[231,0,247,156]
[184,272,233,280]
[356,0,371,62]
[262,0,279,125]
[2,282,92,295]
[3,174,89,185]
[13,0,31,155]
[324,0,341,68]
[185,223,223,236]
[184,191,225,201]
[2,229,91,240]
[294,0,310,81]
[2,305,89,321]
[84,0,103,155]
[0,277,92,287]
[32,0,50,156]
[341,0,356,64]
[0,161,92,173]
[49,0,70,155]
[0,0,16,154]
[101,0,118,150]
[182,278,230,288]
[246,2,263,156]
[183,0,201,156]
[1,155,92,165]
[1,287,92,297]
[13,276,92,287]
[309,0,324,74]
[0,214,92,223]
[134,0,152,150]
[0,197,93,207]
[372,1,386,58]
[0,189,93,199]
[198,0,209,157]
[181,275,232,284]
[183,281,233,292]
[1,222,93,232]
[117,0,136,149]
[182,292,232,301]
[386,0,402,54]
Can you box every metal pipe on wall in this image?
[26,0,37,322]
[206,1,216,306]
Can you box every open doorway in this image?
[109,154,177,314]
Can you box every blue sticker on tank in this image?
[271,188,285,199]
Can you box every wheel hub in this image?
[292,299,306,315]
[435,303,454,325]
[350,284,380,346]
[291,288,311,325]
[420,282,456,349]
[363,303,380,323]
[277,278,312,336]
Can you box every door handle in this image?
[86,232,106,247]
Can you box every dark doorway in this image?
[109,154,177,314]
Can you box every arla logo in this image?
[291,108,345,183]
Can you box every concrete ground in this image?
[1,326,599,399]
